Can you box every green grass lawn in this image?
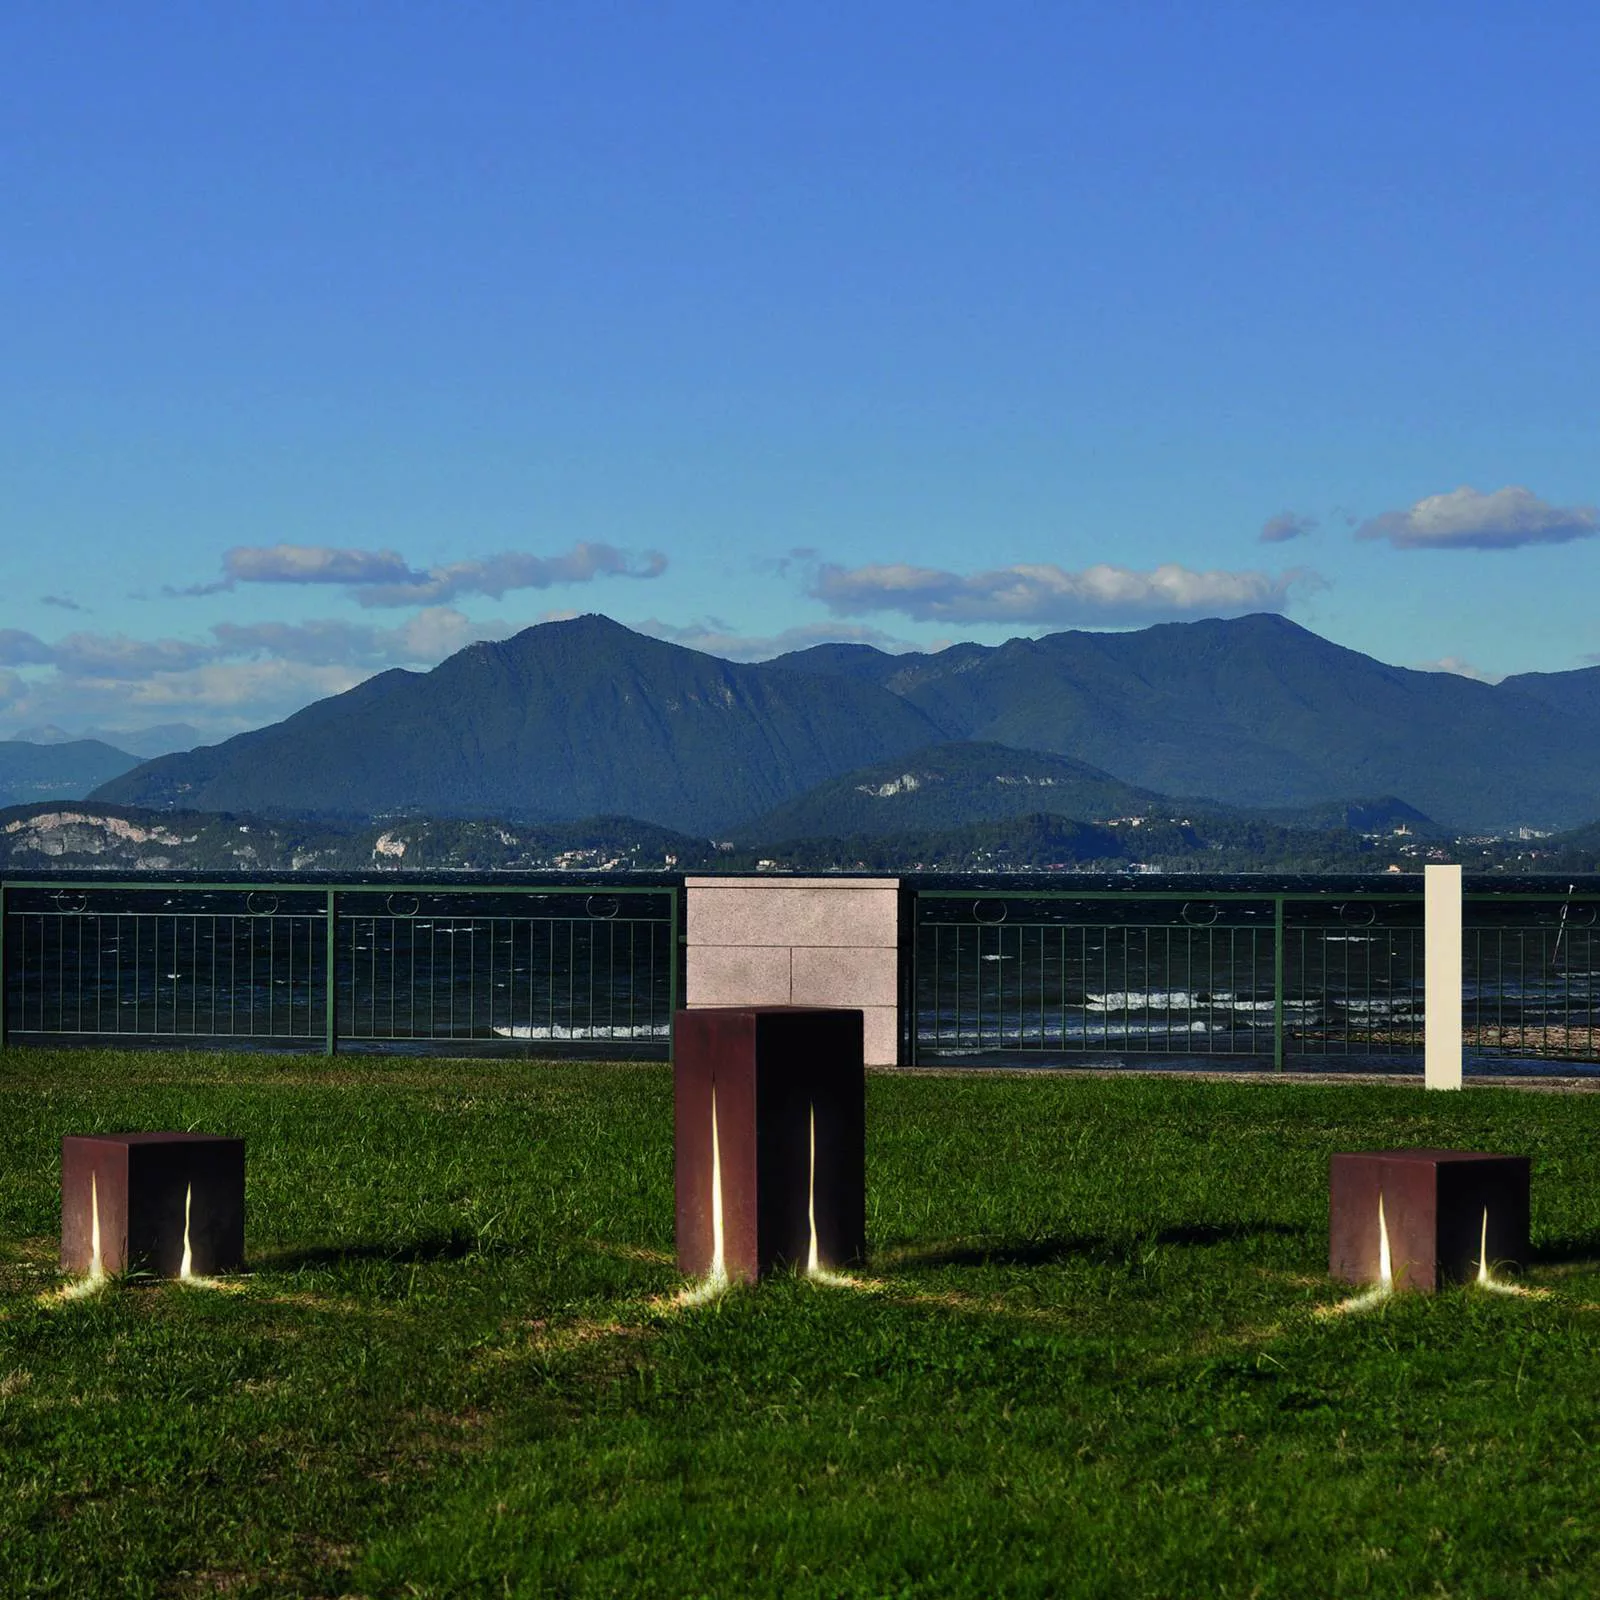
[4,1052,1600,1597]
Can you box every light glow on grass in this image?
[1474,1206,1548,1298]
[1321,1192,1396,1316]
[807,1267,871,1289]
[1319,1284,1391,1317]
[46,1173,114,1301]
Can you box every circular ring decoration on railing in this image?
[1180,901,1221,927]
[386,893,420,917]
[586,895,621,920]
[972,900,1008,925]
[245,891,279,916]
[1338,902,1377,927]
[1565,904,1598,927]
[52,891,89,915]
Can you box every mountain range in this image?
[737,742,1180,841]
[0,738,141,806]
[89,611,1600,833]
[13,723,202,759]
[0,798,1398,875]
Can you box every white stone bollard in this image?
[1424,863,1463,1091]
[683,877,902,1066]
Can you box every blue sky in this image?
[4,2,1598,740]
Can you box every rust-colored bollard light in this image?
[61,1133,245,1279]
[674,1006,866,1284]
[1329,1149,1529,1293]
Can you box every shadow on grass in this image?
[252,1231,498,1271]
[882,1220,1310,1271]
[1528,1234,1600,1269]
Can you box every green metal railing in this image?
[0,879,679,1058]
[911,887,1600,1069]
[7,871,1598,1071]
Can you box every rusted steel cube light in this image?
[1329,1149,1529,1293]
[61,1133,245,1278]
[675,1006,866,1283]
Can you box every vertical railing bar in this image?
[325,889,337,1055]
[1496,925,1506,1052]
[1056,920,1064,1055]
[370,908,380,1039]
[1563,918,1572,1058]
[271,909,280,1039]
[951,919,961,1053]
[972,915,979,1053]
[534,908,547,1043]
[1273,897,1285,1071]
[951,920,959,1053]
[1171,921,1184,1056]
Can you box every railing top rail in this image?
[7,867,1600,896]
[905,873,1600,897]
[0,874,682,894]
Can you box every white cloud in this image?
[53,632,220,679]
[1357,486,1598,550]
[209,607,501,668]
[1411,656,1501,684]
[228,545,422,585]
[635,617,916,661]
[165,544,421,596]
[167,541,669,605]
[0,609,520,740]
[1259,511,1318,544]
[1,629,221,677]
[351,543,668,607]
[109,660,370,712]
[807,560,1315,626]
[1,658,368,736]
[0,630,56,667]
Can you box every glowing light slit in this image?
[1472,1206,1540,1294]
[180,1184,194,1280]
[707,1082,727,1289]
[1377,1191,1393,1291]
[89,1171,104,1280]
[807,1103,820,1275]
